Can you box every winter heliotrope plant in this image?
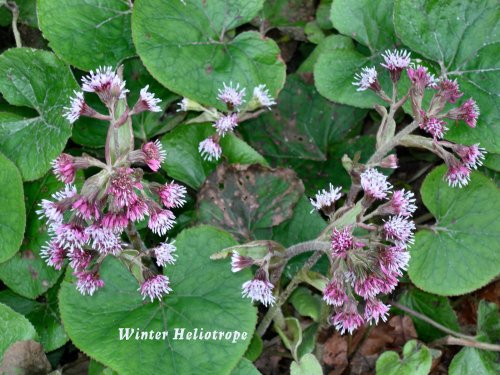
[38,66,187,302]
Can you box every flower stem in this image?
[392,301,500,351]
[6,1,22,48]
[125,223,147,252]
[284,240,331,259]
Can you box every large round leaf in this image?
[0,153,25,264]
[394,0,500,152]
[0,303,37,362]
[408,166,500,295]
[38,0,135,70]
[0,48,78,181]
[0,173,71,299]
[132,0,286,109]
[59,226,257,375]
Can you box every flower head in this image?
[388,189,417,217]
[63,91,97,123]
[141,140,166,171]
[199,137,222,161]
[68,248,92,271]
[148,208,175,236]
[126,199,149,222]
[331,303,365,335]
[379,246,410,276]
[75,271,104,296]
[310,184,342,213]
[241,269,275,306]
[40,240,66,270]
[139,274,172,302]
[353,66,380,92]
[52,154,77,184]
[420,115,448,139]
[101,211,129,232]
[53,223,89,251]
[407,65,437,90]
[133,85,162,113]
[157,182,187,209]
[438,79,463,103]
[381,50,411,81]
[445,162,471,188]
[108,167,142,208]
[153,240,177,267]
[331,227,354,258]
[252,84,276,109]
[86,225,123,256]
[72,197,100,220]
[81,66,128,105]
[455,144,486,170]
[447,98,480,128]
[213,113,239,136]
[218,82,246,108]
[360,168,392,199]
[354,274,384,299]
[323,279,347,306]
[231,251,254,272]
[364,299,390,325]
[384,216,416,248]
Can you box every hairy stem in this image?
[257,251,323,336]
[125,223,147,252]
[6,1,22,47]
[392,301,500,351]
[284,240,331,259]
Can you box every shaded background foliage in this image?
[0,0,498,374]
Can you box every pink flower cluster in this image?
[353,50,485,189]
[41,66,187,301]
[316,171,416,335]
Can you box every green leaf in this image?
[38,0,135,70]
[297,34,354,74]
[261,0,315,29]
[297,323,319,359]
[0,48,78,181]
[330,0,397,53]
[0,173,77,298]
[449,347,500,375]
[0,303,38,362]
[244,333,263,361]
[394,0,500,152]
[289,287,322,322]
[161,123,267,189]
[275,317,302,361]
[376,340,432,375]
[408,166,500,295]
[59,226,257,375]
[132,0,286,109]
[241,74,367,161]
[398,288,460,342]
[198,164,304,241]
[290,353,323,375]
[231,358,261,375]
[449,301,500,375]
[88,359,119,375]
[0,152,25,264]
[0,288,68,352]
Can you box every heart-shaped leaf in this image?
[59,226,257,375]
[0,48,78,181]
[132,0,286,109]
[38,0,135,70]
[0,152,25,264]
[409,166,500,295]
[376,340,432,375]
